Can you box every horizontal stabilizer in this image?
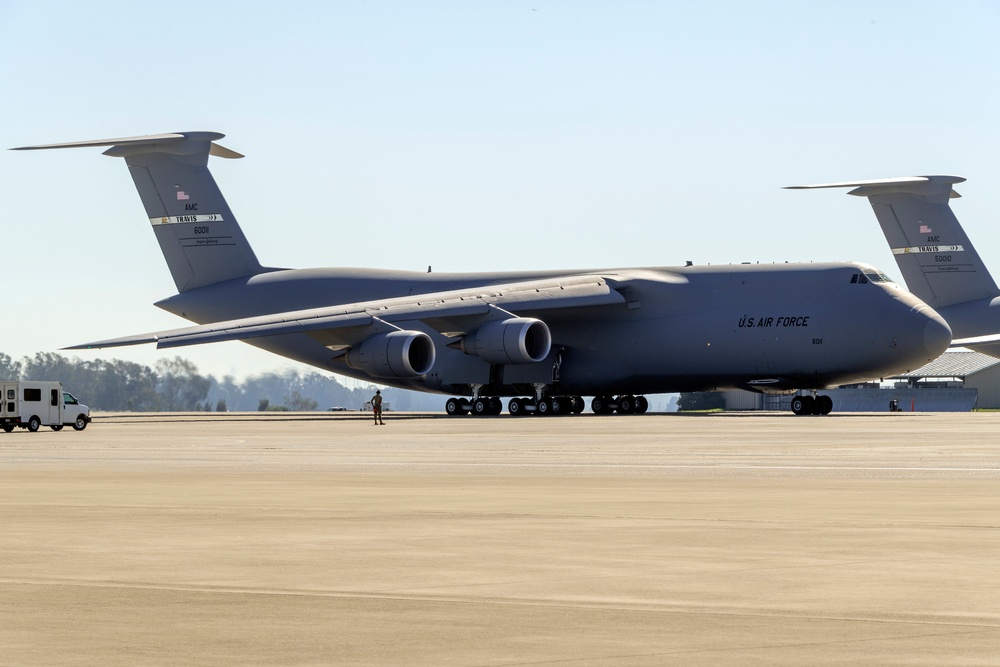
[785,176,964,198]
[11,132,244,159]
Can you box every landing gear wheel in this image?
[816,395,833,415]
[508,397,525,416]
[445,397,466,416]
[489,397,503,415]
[536,398,552,415]
[472,398,490,416]
[570,396,585,414]
[27,416,40,432]
[550,397,567,415]
[635,396,649,414]
[790,396,816,416]
[591,395,609,414]
[51,425,64,431]
[617,395,635,414]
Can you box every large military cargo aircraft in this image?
[13,132,950,416]
[789,176,1000,359]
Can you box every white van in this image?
[0,381,92,432]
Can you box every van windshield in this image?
[63,392,78,405]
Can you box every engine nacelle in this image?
[461,317,551,365]
[346,331,436,378]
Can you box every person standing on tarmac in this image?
[372,390,385,426]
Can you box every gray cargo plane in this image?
[13,132,951,416]
[789,176,1000,359]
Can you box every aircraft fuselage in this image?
[156,260,949,397]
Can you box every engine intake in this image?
[462,317,551,365]
[346,331,436,377]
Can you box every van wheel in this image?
[27,416,41,432]
[73,416,88,431]
[51,425,64,431]
[1,424,13,433]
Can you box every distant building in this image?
[721,350,1000,412]
[721,389,763,411]
[891,349,1000,408]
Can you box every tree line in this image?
[0,351,439,412]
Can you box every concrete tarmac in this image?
[2,411,999,665]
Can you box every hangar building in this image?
[721,350,1000,412]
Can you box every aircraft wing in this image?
[66,275,629,351]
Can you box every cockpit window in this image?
[864,272,893,284]
[850,272,894,285]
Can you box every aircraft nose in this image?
[923,313,952,358]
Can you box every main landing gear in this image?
[790,394,833,416]
[445,396,503,416]
[443,394,649,416]
[590,394,648,415]
[508,395,586,416]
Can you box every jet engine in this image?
[460,317,551,364]
[346,331,436,377]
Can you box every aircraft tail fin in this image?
[786,176,1000,309]
[13,132,266,293]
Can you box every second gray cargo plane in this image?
[13,132,950,415]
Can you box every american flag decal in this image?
[919,224,932,233]
[177,191,190,200]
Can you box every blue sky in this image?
[2,1,999,380]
